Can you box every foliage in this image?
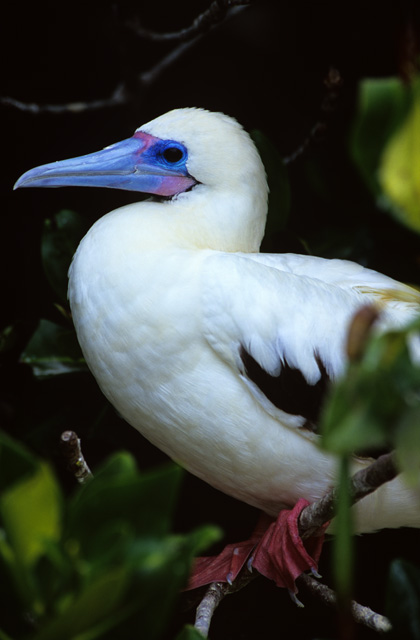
[311,73,420,627]
[322,318,420,468]
[320,316,420,617]
[0,432,219,640]
[387,559,420,640]
[21,318,86,378]
[352,75,420,235]
[42,210,90,304]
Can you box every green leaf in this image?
[379,79,420,233]
[351,77,412,196]
[395,405,420,485]
[332,457,354,601]
[41,210,89,302]
[68,455,185,558]
[251,130,291,238]
[21,319,86,377]
[175,624,207,640]
[0,461,62,569]
[351,75,420,233]
[64,456,220,639]
[387,559,420,639]
[0,435,219,640]
[321,322,420,456]
[32,567,130,640]
[88,450,138,483]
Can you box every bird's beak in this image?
[14,132,197,197]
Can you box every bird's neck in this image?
[118,183,268,253]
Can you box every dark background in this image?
[1,1,420,638]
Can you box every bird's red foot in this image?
[187,498,328,593]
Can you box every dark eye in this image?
[162,146,184,163]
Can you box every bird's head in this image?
[15,108,266,198]
[15,108,269,251]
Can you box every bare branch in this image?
[298,452,398,538]
[60,430,93,483]
[1,1,250,115]
[194,582,228,637]
[138,39,200,87]
[284,66,343,165]
[128,0,251,42]
[297,573,392,634]
[0,84,128,114]
[194,572,257,637]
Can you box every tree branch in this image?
[297,573,392,634]
[60,430,93,483]
[194,572,257,636]
[1,1,250,115]
[283,66,343,165]
[194,582,228,637]
[298,451,398,538]
[0,84,129,115]
[128,0,251,42]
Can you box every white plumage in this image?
[16,108,420,533]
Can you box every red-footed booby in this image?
[15,108,420,590]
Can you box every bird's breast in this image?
[69,214,207,406]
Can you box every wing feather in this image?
[201,252,419,423]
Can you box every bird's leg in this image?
[187,499,328,592]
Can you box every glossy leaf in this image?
[351,75,420,234]
[351,77,411,196]
[21,319,86,377]
[387,559,420,639]
[321,321,420,458]
[32,567,130,640]
[0,435,219,640]
[379,80,420,234]
[67,453,185,557]
[41,209,89,302]
[0,461,62,569]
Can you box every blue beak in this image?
[14,131,197,197]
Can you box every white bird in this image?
[15,108,420,578]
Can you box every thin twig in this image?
[297,573,392,634]
[283,66,343,165]
[194,572,257,637]
[60,430,93,483]
[128,0,250,42]
[138,38,200,87]
[0,84,128,114]
[298,452,398,538]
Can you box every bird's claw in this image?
[288,590,305,608]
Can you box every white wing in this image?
[201,252,420,424]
